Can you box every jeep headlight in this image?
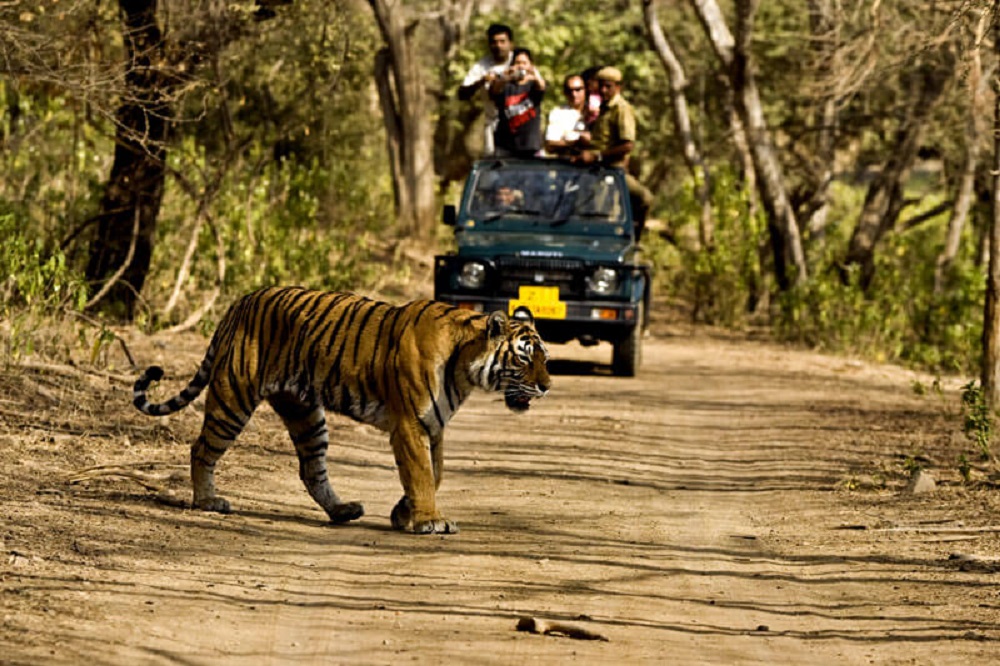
[587,267,618,295]
[457,261,487,289]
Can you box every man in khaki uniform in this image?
[576,66,653,241]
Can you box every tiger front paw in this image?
[194,496,232,514]
[413,518,459,535]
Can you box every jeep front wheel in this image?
[611,302,643,377]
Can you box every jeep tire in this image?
[612,301,643,377]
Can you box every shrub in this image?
[0,209,87,360]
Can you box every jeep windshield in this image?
[465,161,628,233]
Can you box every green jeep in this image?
[434,158,651,376]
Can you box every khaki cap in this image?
[596,66,622,83]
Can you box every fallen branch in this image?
[65,463,189,508]
[66,463,187,492]
[516,616,609,641]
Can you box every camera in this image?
[513,68,529,80]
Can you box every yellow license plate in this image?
[509,285,566,320]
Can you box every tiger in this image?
[132,286,551,534]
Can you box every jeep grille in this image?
[494,257,585,297]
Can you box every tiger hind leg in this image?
[191,385,258,514]
[270,396,364,524]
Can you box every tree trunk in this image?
[643,0,713,249]
[368,0,437,239]
[733,0,807,289]
[937,121,981,293]
[432,0,478,190]
[801,0,838,242]
[936,8,991,294]
[981,0,1000,408]
[690,0,807,289]
[842,58,951,291]
[85,0,169,321]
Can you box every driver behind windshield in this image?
[493,185,523,208]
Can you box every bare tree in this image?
[799,0,840,241]
[368,0,438,239]
[432,0,478,189]
[689,0,807,289]
[643,0,714,249]
[982,0,1000,408]
[85,0,173,320]
[937,7,993,293]
[841,48,954,291]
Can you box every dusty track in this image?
[2,316,999,664]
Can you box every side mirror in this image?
[442,204,457,226]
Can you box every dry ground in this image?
[2,305,999,664]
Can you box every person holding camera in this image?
[489,48,546,159]
[458,23,515,157]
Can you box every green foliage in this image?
[3,1,395,334]
[147,141,393,328]
[901,455,923,476]
[0,209,87,360]
[0,210,86,312]
[960,380,993,461]
[217,159,380,293]
[775,189,982,373]
[681,169,764,326]
[0,0,993,376]
[647,166,766,326]
[658,165,983,375]
[957,453,972,484]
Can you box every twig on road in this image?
[516,616,609,641]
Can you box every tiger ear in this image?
[487,310,508,340]
[511,306,535,326]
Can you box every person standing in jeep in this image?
[543,74,587,158]
[458,24,515,157]
[489,48,546,159]
[574,66,653,241]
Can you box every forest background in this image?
[1,0,997,383]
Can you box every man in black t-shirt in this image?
[489,48,546,158]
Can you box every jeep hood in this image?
[456,232,634,263]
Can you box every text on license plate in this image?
[508,285,566,320]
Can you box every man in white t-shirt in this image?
[458,24,514,157]
[544,74,587,158]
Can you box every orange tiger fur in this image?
[133,286,551,534]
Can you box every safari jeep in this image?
[434,158,651,376]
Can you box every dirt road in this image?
[2,319,999,664]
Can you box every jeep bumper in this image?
[434,294,640,345]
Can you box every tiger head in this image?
[484,306,551,413]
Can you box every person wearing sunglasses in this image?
[543,74,588,158]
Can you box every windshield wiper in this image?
[573,212,617,219]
